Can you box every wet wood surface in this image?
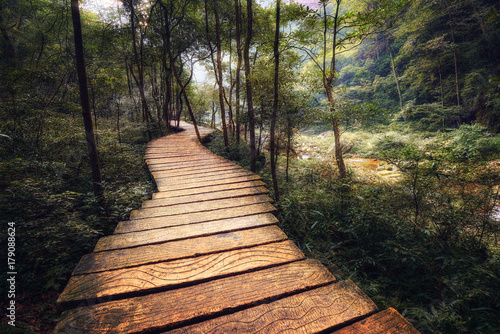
[55,122,420,333]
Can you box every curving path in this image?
[54,122,419,333]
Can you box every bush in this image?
[0,115,156,332]
[394,103,466,132]
[213,132,500,333]
[447,123,500,161]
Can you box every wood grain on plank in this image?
[58,240,304,310]
[148,160,235,173]
[145,148,210,154]
[152,180,268,199]
[332,308,420,334]
[154,167,250,181]
[55,259,335,334]
[167,280,378,334]
[145,153,215,161]
[95,213,278,251]
[150,164,240,179]
[73,225,288,275]
[146,155,224,166]
[142,186,269,208]
[154,170,254,186]
[129,194,273,220]
[156,174,262,192]
[115,202,277,233]
[145,149,210,154]
[148,160,231,173]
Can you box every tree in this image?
[244,0,257,171]
[70,0,103,198]
[213,0,229,147]
[123,0,153,140]
[160,0,202,141]
[270,0,281,200]
[234,0,243,143]
[298,0,408,178]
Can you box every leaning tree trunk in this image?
[70,0,103,198]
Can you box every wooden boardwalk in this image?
[55,122,419,333]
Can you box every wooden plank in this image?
[145,148,209,153]
[57,240,304,310]
[145,147,207,152]
[145,152,209,160]
[153,168,252,184]
[149,160,235,173]
[148,160,230,173]
[146,155,224,166]
[154,167,250,181]
[129,194,273,220]
[152,180,268,199]
[115,202,277,233]
[150,164,239,179]
[156,174,262,192]
[145,152,215,161]
[332,308,420,334]
[142,186,269,208]
[73,225,288,275]
[95,213,278,251]
[55,259,335,334]
[168,280,378,334]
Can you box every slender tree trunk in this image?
[162,3,201,142]
[323,0,346,179]
[444,1,461,107]
[89,82,99,146]
[70,0,103,198]
[126,61,133,97]
[213,0,229,147]
[161,54,171,131]
[244,0,256,172]
[151,65,164,135]
[116,102,122,145]
[234,0,242,144]
[128,0,151,139]
[270,0,280,201]
[228,27,235,137]
[438,56,444,107]
[0,3,16,59]
[286,129,291,182]
[387,38,402,111]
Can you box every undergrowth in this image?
[0,115,159,332]
[206,127,500,333]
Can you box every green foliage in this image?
[274,154,500,333]
[203,125,498,333]
[0,115,155,331]
[393,103,466,132]
[446,123,500,161]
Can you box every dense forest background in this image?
[1,0,499,332]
